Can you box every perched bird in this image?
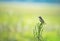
[39,16,45,24]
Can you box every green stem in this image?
[37,23,43,41]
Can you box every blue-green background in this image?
[0,0,60,41]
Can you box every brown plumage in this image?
[39,16,45,24]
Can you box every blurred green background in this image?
[0,3,60,41]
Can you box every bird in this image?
[39,16,45,24]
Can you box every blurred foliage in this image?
[0,4,60,41]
